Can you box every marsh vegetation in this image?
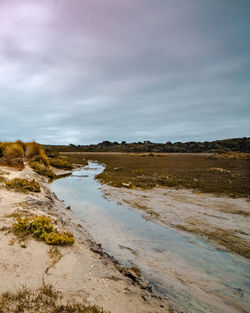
[62,152,250,197]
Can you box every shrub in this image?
[49,157,73,170]
[12,215,75,246]
[29,161,55,178]
[5,177,41,192]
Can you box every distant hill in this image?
[43,137,250,153]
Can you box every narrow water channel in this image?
[51,161,250,313]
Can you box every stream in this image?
[51,161,250,313]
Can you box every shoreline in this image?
[0,164,175,313]
[101,184,250,258]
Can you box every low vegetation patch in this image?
[29,161,55,178]
[63,153,250,197]
[12,215,75,245]
[211,151,250,160]
[0,284,106,313]
[5,178,41,192]
[49,157,73,170]
[0,140,49,169]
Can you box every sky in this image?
[0,0,249,145]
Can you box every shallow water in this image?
[51,161,250,313]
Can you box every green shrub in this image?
[5,178,41,192]
[29,161,55,178]
[49,157,73,170]
[12,215,75,246]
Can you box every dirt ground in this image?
[0,164,173,313]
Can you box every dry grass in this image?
[25,141,49,166]
[210,151,250,160]
[0,141,50,169]
[3,142,24,159]
[0,284,107,313]
[63,153,250,197]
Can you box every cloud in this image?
[0,0,249,144]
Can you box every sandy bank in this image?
[0,165,173,313]
[101,185,250,258]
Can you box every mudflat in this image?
[101,184,250,258]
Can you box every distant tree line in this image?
[43,137,250,153]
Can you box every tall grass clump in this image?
[3,142,24,159]
[0,140,50,169]
[24,141,49,166]
[12,215,75,245]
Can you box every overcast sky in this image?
[0,0,249,144]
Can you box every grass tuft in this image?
[3,142,24,159]
[29,161,55,178]
[5,178,41,192]
[0,284,107,313]
[25,141,49,166]
[12,215,75,246]
[49,157,73,170]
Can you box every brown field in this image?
[62,152,250,198]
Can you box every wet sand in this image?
[101,185,250,257]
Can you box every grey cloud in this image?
[0,0,249,144]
